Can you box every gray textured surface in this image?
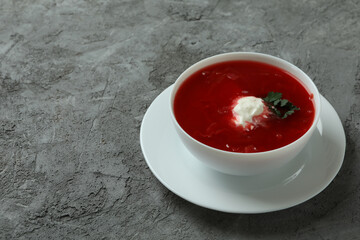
[0,0,359,239]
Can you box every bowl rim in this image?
[169,52,321,156]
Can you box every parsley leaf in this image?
[263,92,300,119]
[263,92,282,102]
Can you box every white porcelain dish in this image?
[140,86,345,213]
[169,52,321,175]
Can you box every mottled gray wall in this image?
[0,0,359,239]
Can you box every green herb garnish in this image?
[263,92,300,119]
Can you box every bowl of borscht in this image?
[170,52,321,175]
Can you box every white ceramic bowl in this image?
[169,52,321,175]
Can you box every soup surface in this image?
[173,60,315,153]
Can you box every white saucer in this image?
[140,85,346,213]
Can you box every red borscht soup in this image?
[173,61,315,153]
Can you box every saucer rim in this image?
[140,85,346,213]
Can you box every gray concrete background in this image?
[0,0,359,239]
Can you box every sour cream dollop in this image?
[233,96,265,127]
